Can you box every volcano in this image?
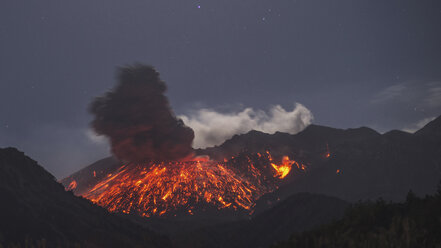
[63,115,441,221]
[58,115,441,247]
[63,152,305,218]
[63,64,313,219]
[5,115,441,248]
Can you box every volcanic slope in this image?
[0,147,170,248]
[201,115,441,213]
[64,115,441,216]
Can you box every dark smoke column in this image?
[90,64,194,163]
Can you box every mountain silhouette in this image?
[198,115,441,214]
[57,115,441,247]
[0,147,170,247]
[64,115,441,213]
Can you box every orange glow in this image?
[67,180,77,190]
[77,152,302,217]
[325,143,331,158]
[336,169,340,174]
[271,156,294,179]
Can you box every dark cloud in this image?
[89,65,194,163]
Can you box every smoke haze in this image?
[180,103,313,148]
[89,65,194,162]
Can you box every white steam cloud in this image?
[179,103,313,148]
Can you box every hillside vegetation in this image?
[274,185,441,248]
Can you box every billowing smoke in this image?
[89,65,194,162]
[179,103,313,148]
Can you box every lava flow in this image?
[67,180,77,191]
[271,156,294,179]
[77,152,304,217]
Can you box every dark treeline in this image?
[273,183,441,248]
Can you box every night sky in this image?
[1,0,441,178]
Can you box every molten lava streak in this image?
[271,156,294,179]
[67,180,77,191]
[79,153,304,217]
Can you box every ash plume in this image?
[89,64,194,162]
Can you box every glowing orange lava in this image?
[67,180,77,190]
[76,152,304,217]
[325,143,331,158]
[271,156,294,179]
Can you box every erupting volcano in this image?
[75,152,304,217]
[67,64,306,218]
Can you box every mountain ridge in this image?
[62,115,441,217]
[0,147,170,248]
